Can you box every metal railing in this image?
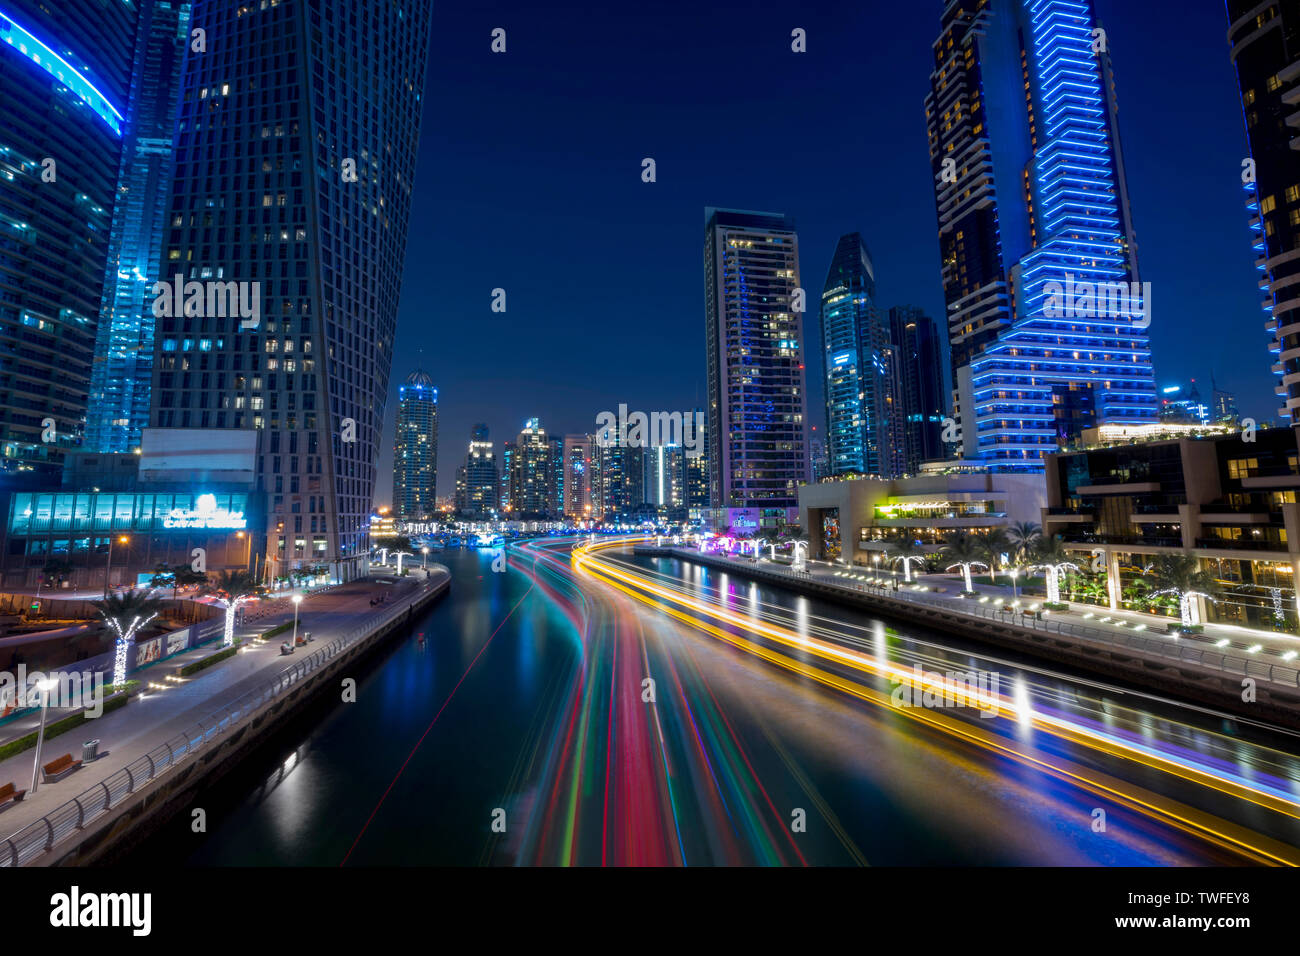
[643,547,1300,692]
[0,578,442,867]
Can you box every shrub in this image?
[179,641,242,677]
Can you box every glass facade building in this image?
[392,369,437,523]
[86,0,191,455]
[1226,0,1300,421]
[925,0,1157,471]
[148,0,432,581]
[704,208,809,522]
[0,0,137,479]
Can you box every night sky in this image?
[377,0,1263,504]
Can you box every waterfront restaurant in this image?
[1,490,264,591]
[798,469,1048,566]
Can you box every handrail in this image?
[639,547,1300,691]
[0,578,442,867]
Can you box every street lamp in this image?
[104,534,129,598]
[422,545,429,570]
[1010,567,1019,600]
[29,677,58,795]
[290,593,303,652]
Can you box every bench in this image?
[41,754,82,784]
[0,781,26,810]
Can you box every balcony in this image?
[1195,536,1287,554]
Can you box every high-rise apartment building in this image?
[819,233,902,478]
[0,1,138,480]
[1227,0,1300,420]
[925,0,1157,470]
[86,0,190,454]
[148,0,432,580]
[461,423,498,519]
[392,369,437,523]
[506,418,551,516]
[888,306,947,474]
[704,208,809,528]
[562,433,594,521]
[643,444,686,509]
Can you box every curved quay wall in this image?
[633,546,1300,731]
[2,573,450,867]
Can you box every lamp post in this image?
[1010,567,1019,600]
[29,677,58,795]
[422,545,429,570]
[104,534,128,598]
[290,593,303,652]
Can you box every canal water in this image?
[121,546,1300,866]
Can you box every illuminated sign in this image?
[162,493,247,530]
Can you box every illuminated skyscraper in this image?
[148,0,432,580]
[562,433,594,521]
[0,0,138,479]
[925,0,1156,470]
[704,208,809,528]
[507,418,551,516]
[1226,0,1300,421]
[392,369,437,523]
[888,306,947,474]
[462,423,498,519]
[819,233,902,478]
[86,0,190,454]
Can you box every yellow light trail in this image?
[574,539,1300,865]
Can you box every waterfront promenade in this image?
[0,571,442,845]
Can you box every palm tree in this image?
[978,529,1011,586]
[1007,521,1041,563]
[941,533,988,594]
[1030,535,1081,605]
[94,590,165,687]
[885,537,927,583]
[201,570,265,647]
[1146,553,1217,628]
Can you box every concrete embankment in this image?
[632,546,1300,730]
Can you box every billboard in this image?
[139,428,257,484]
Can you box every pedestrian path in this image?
[0,575,431,837]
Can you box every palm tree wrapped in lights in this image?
[1007,521,1041,565]
[940,533,988,595]
[94,591,165,688]
[978,529,1011,586]
[1146,553,1217,629]
[885,536,927,583]
[1029,535,1081,605]
[201,570,265,648]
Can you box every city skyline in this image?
[375,0,1275,503]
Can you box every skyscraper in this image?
[925,0,1157,470]
[0,1,138,480]
[819,233,901,478]
[392,369,437,523]
[148,0,432,580]
[562,433,594,521]
[86,0,191,454]
[1227,0,1300,421]
[704,208,809,528]
[463,423,498,519]
[507,418,551,516]
[888,306,947,474]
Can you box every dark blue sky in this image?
[378,0,1263,503]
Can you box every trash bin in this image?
[82,739,99,762]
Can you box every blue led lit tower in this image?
[87,1,191,455]
[393,369,437,523]
[0,1,137,479]
[925,0,1157,470]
